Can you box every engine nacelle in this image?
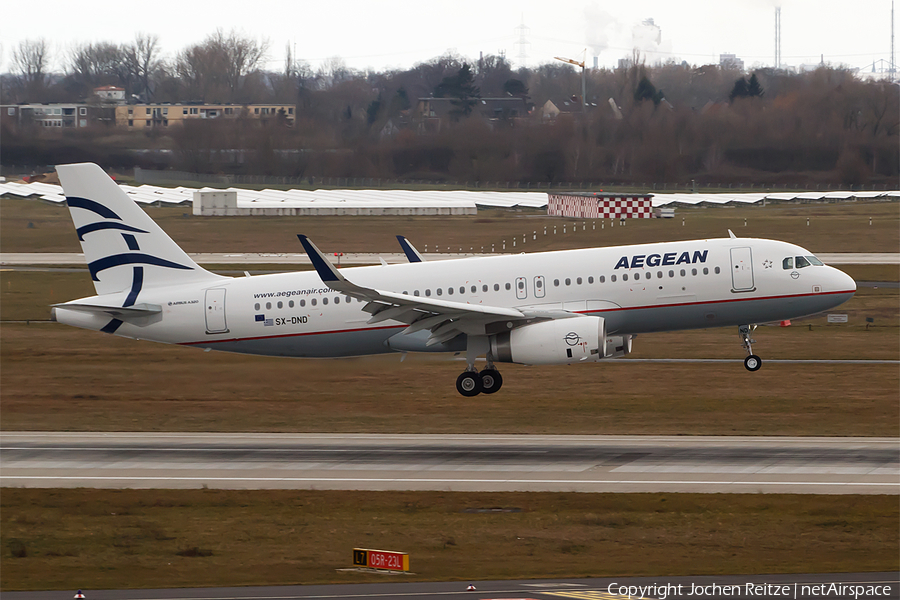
[492,316,605,365]
[603,334,633,358]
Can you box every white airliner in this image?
[52,163,856,396]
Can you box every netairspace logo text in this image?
[605,582,894,600]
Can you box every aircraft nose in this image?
[831,267,856,294]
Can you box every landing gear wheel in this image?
[744,354,762,372]
[456,371,483,397]
[479,369,503,394]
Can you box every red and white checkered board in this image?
[548,194,652,218]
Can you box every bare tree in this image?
[124,33,163,101]
[13,38,50,98]
[174,29,267,102]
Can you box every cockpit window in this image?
[807,256,824,266]
[795,256,811,268]
[783,257,793,269]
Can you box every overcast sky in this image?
[1,0,894,75]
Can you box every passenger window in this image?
[437,288,442,296]
[323,297,328,305]
[335,297,340,304]
[669,270,674,277]
[516,281,524,290]
[554,279,560,286]
[266,302,272,309]
[460,287,465,294]
[657,271,663,278]
[471,285,477,293]
[425,289,431,297]
[715,267,721,274]
[277,301,283,308]
[680,269,686,276]
[795,256,811,268]
[403,291,408,295]
[691,268,697,276]
[493,283,500,291]
[505,283,511,290]
[311,299,317,306]
[565,278,571,285]
[289,300,294,308]
[623,274,628,281]
[783,257,794,269]
[599,276,605,283]
[483,284,488,292]
[254,303,260,310]
[300,299,305,307]
[576,277,582,285]
[414,290,420,296]
[448,287,453,295]
[703,267,709,275]
[611,275,617,282]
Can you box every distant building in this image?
[115,103,296,128]
[93,86,125,103]
[415,97,529,132]
[719,53,745,71]
[1,103,114,129]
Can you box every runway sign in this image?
[352,547,409,571]
[827,314,849,323]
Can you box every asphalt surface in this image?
[2,433,897,495]
[1,252,898,266]
[3,572,898,600]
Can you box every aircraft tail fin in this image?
[56,163,225,297]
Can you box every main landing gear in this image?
[456,336,503,396]
[739,324,762,372]
[456,366,504,397]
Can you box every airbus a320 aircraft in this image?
[52,163,856,396]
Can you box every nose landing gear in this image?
[739,324,762,372]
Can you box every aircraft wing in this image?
[298,235,557,346]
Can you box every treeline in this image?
[2,33,898,185]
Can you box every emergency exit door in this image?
[730,247,755,292]
[205,288,228,333]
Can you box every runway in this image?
[2,573,898,600]
[2,433,896,494]
[2,252,898,266]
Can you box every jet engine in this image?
[491,316,606,365]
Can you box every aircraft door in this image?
[730,247,755,291]
[204,288,229,333]
[534,275,546,298]
[515,277,527,300]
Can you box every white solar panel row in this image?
[0,181,896,209]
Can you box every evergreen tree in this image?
[747,73,764,97]
[729,77,749,101]
[434,63,480,118]
[502,78,528,98]
[634,76,664,106]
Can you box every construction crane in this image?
[554,51,587,112]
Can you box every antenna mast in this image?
[774,7,782,69]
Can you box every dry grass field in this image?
[2,489,897,590]
[1,198,898,254]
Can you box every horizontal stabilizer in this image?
[52,302,162,319]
